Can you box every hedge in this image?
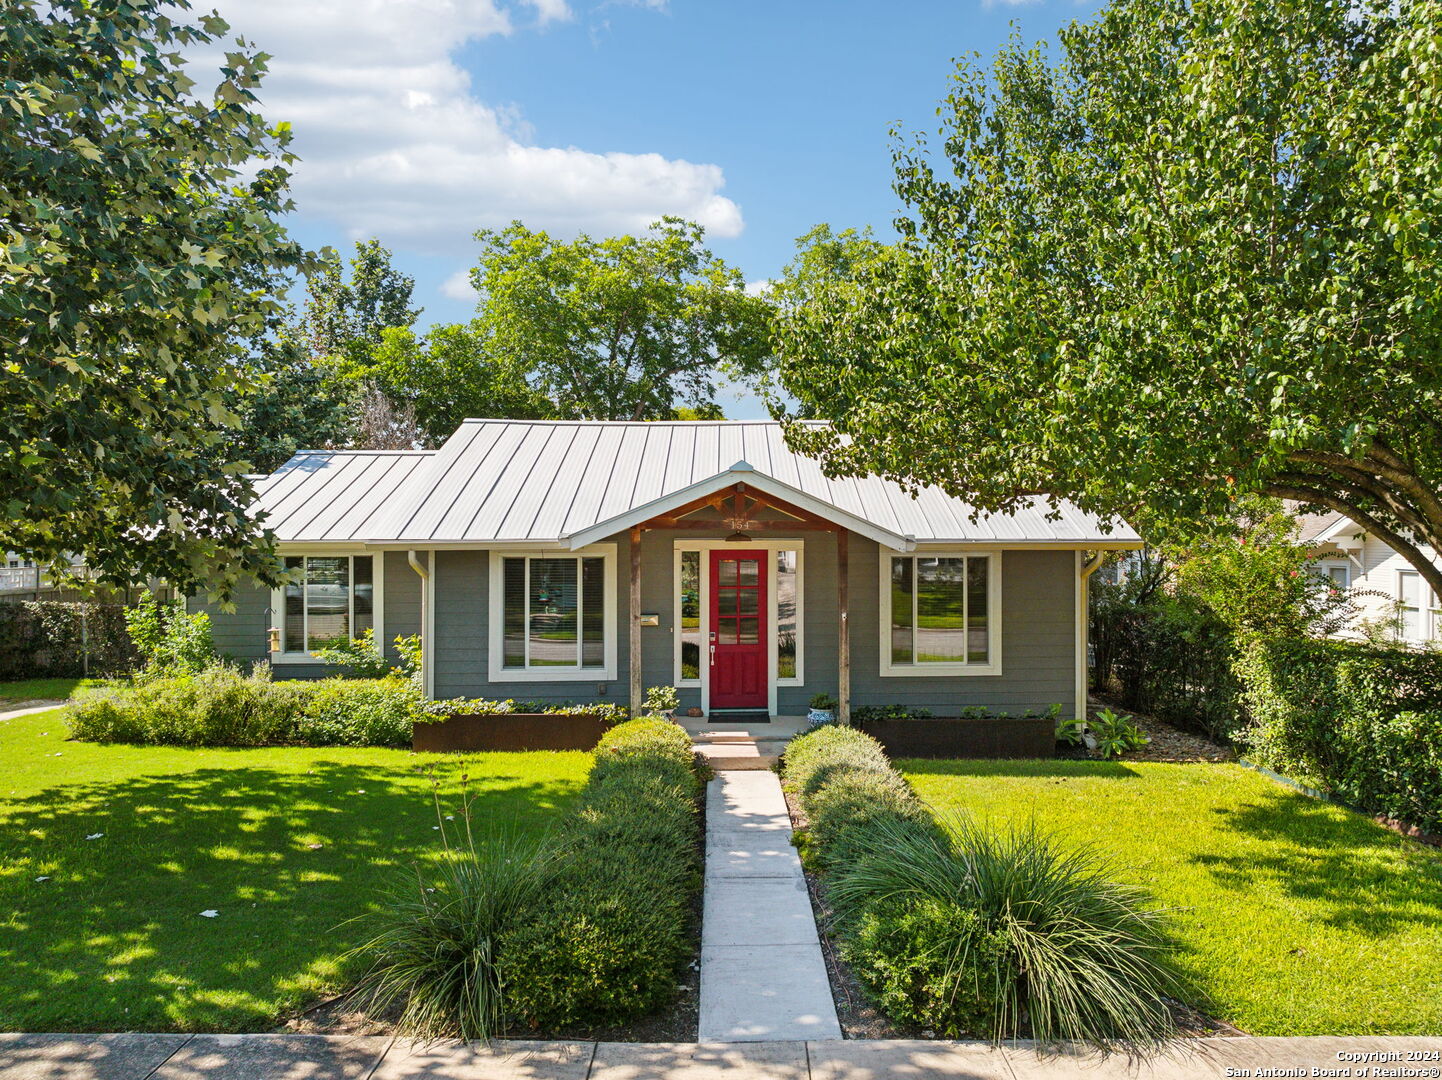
[501,717,703,1027]
[65,666,424,747]
[1236,637,1442,833]
[1091,594,1242,741]
[0,600,137,680]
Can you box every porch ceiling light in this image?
[725,530,752,543]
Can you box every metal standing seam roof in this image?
[254,420,1139,547]
[253,450,435,542]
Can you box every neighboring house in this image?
[1296,509,1442,644]
[191,420,1141,721]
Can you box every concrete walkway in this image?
[0,701,65,721]
[4,1033,1442,1080]
[698,771,842,1043]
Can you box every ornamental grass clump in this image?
[829,813,1184,1046]
[348,826,561,1041]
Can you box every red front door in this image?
[709,549,768,710]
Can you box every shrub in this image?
[1087,709,1150,759]
[1236,636,1442,832]
[828,813,1183,1046]
[421,697,630,726]
[350,831,562,1041]
[0,600,137,679]
[296,678,422,746]
[783,724,892,798]
[66,664,315,746]
[313,628,395,679]
[501,717,702,1028]
[66,664,427,748]
[641,684,679,716]
[125,591,213,677]
[852,705,933,723]
[807,768,937,869]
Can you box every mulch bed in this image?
[1063,698,1237,764]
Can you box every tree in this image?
[350,384,426,452]
[771,0,1442,600]
[470,218,774,421]
[1,0,318,598]
[225,329,355,473]
[365,322,553,443]
[304,239,421,370]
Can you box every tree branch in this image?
[1265,482,1442,601]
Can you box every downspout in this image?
[1076,552,1105,723]
[407,550,433,699]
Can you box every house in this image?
[191,419,1142,721]
[1296,509,1441,644]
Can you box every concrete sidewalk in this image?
[698,771,842,1042]
[4,1034,1442,1080]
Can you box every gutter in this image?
[407,550,433,699]
[1075,552,1106,722]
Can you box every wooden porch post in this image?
[837,528,851,726]
[630,525,643,717]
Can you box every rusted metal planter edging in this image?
[858,715,1056,759]
[413,712,612,753]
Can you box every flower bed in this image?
[856,714,1055,759]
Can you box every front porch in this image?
[680,712,811,771]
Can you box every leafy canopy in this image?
[0,0,317,597]
[772,0,1442,598]
[470,218,773,421]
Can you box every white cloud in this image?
[206,0,742,254]
[441,268,481,301]
[743,278,775,297]
[525,0,573,23]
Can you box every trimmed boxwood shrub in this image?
[1236,637,1442,833]
[500,717,702,1028]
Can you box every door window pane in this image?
[890,557,914,664]
[738,617,759,645]
[738,589,759,616]
[284,556,304,652]
[967,557,989,663]
[738,558,759,586]
[306,556,349,650]
[581,557,605,667]
[777,550,798,679]
[680,551,701,680]
[529,558,578,666]
[502,558,526,668]
[718,559,737,586]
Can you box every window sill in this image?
[878,663,1002,678]
[489,667,617,683]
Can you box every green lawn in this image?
[0,678,100,702]
[0,707,591,1032]
[900,759,1442,1036]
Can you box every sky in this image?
[208,0,1101,417]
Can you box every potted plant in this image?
[807,693,838,725]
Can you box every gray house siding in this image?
[431,547,633,706]
[428,531,1074,716]
[196,535,1076,716]
[848,541,1076,717]
[189,549,422,679]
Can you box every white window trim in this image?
[672,539,807,715]
[878,547,1003,677]
[269,552,383,665]
[487,546,617,682]
[1320,560,1351,589]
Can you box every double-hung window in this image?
[880,551,1000,676]
[1398,570,1441,642]
[275,554,375,656]
[489,549,616,680]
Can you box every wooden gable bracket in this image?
[641,482,842,533]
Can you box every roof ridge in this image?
[455,418,820,427]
